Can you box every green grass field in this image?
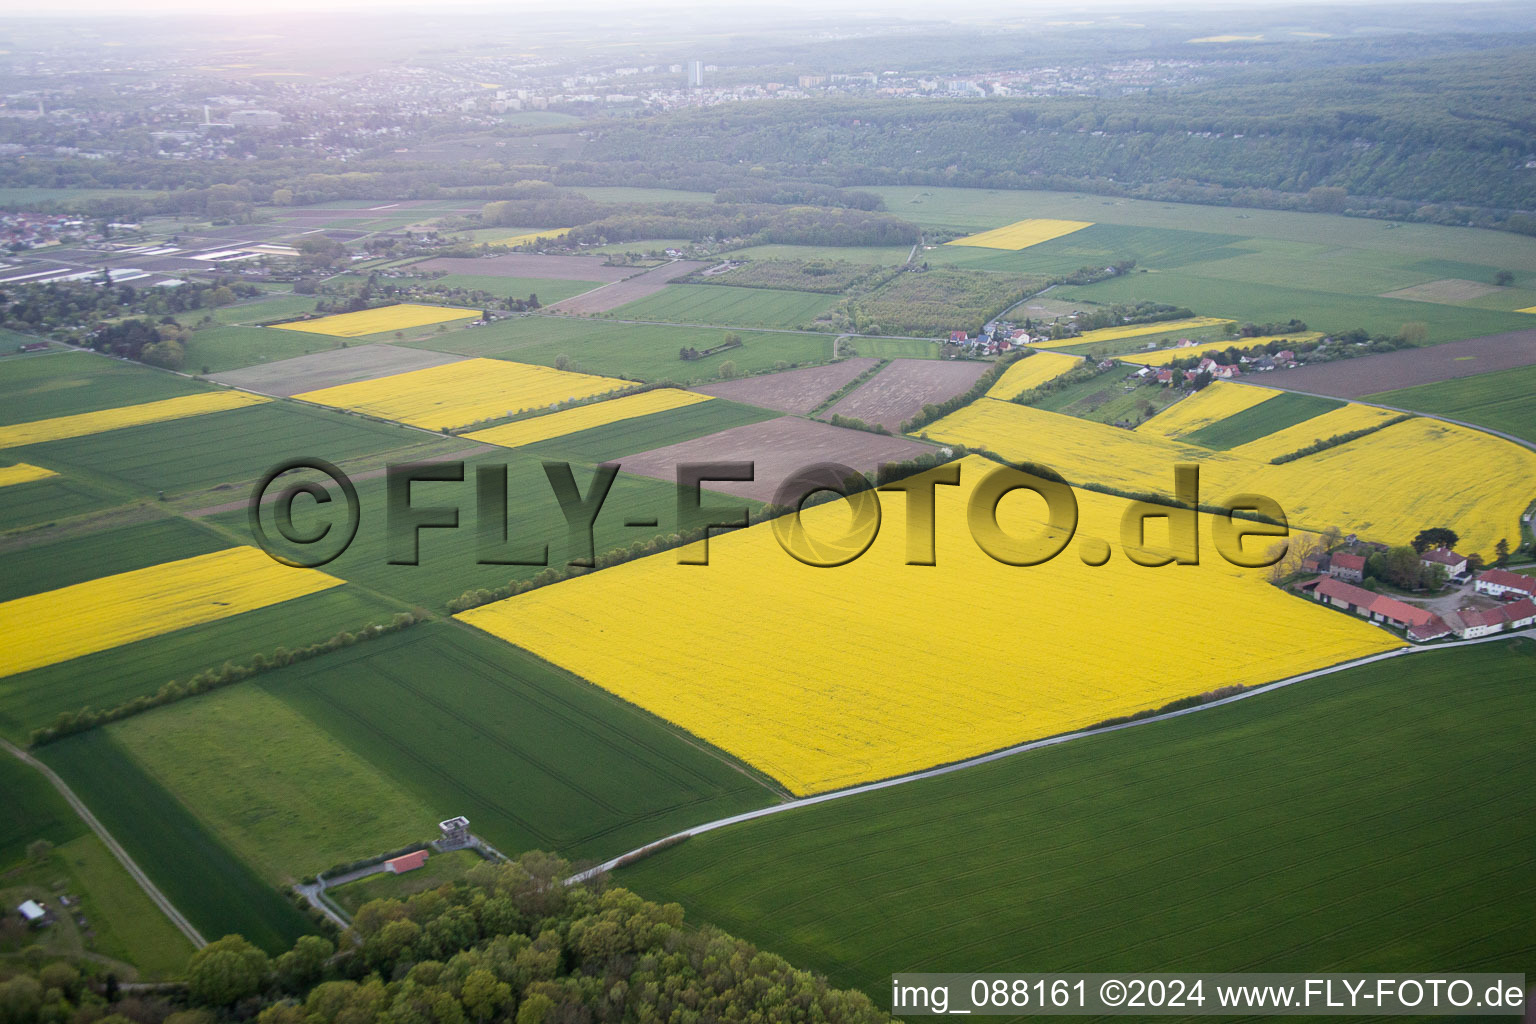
[516,398,778,463]
[839,338,942,360]
[16,399,425,498]
[0,517,226,602]
[0,585,403,743]
[620,639,1536,1001]
[216,450,738,609]
[1178,391,1345,449]
[418,275,604,302]
[111,686,439,884]
[0,471,123,530]
[0,351,210,425]
[722,243,913,265]
[182,326,347,374]
[608,284,842,330]
[0,752,86,866]
[199,294,318,327]
[407,316,833,382]
[41,730,315,954]
[328,849,485,915]
[873,186,1536,271]
[1053,270,1533,344]
[931,223,1246,275]
[1367,365,1536,444]
[260,622,776,860]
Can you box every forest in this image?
[8,48,1536,236]
[0,854,889,1024]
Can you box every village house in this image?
[1328,552,1367,583]
[1442,599,1536,639]
[1419,547,1468,578]
[1300,551,1330,574]
[1301,577,1444,634]
[1472,568,1536,600]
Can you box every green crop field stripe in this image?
[444,632,768,800]
[0,748,89,866]
[39,730,312,953]
[0,586,403,743]
[617,639,1536,997]
[1366,364,1536,444]
[516,398,778,463]
[377,654,627,816]
[1179,391,1345,449]
[609,284,842,330]
[259,624,772,862]
[0,351,214,426]
[0,516,228,604]
[404,316,833,383]
[13,399,427,498]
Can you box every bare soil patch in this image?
[1263,328,1536,398]
[413,254,635,282]
[616,416,932,503]
[1380,278,1505,304]
[548,261,710,314]
[207,344,466,396]
[692,358,879,414]
[824,358,991,430]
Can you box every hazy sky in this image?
[0,0,1482,18]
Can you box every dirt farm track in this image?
[1263,328,1536,398]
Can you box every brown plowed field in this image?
[1263,328,1536,398]
[615,416,932,503]
[414,254,635,282]
[692,358,880,414]
[824,358,991,430]
[208,344,466,396]
[548,261,711,314]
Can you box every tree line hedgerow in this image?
[28,611,430,747]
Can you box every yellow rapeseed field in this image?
[925,398,1535,556]
[489,227,574,247]
[272,303,478,337]
[986,352,1084,400]
[1516,305,1536,314]
[945,218,1093,250]
[466,388,712,449]
[1137,381,1281,440]
[1226,403,1404,462]
[0,462,58,488]
[1032,316,1234,349]
[1129,334,1323,366]
[0,546,342,678]
[459,455,1398,796]
[0,391,269,449]
[294,357,631,430]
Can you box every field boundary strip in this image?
[1259,387,1536,455]
[0,390,270,449]
[1,737,207,949]
[572,629,1536,882]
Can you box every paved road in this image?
[2,738,206,949]
[572,628,1535,882]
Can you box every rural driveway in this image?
[2,738,207,949]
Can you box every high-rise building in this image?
[687,60,704,88]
